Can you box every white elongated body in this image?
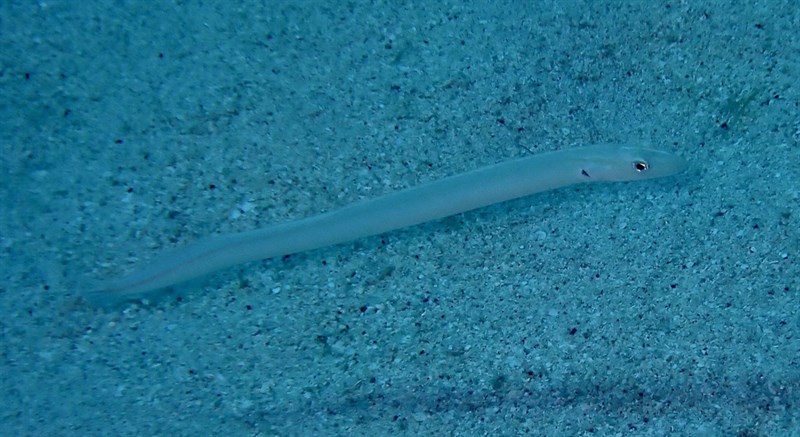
[89,144,686,302]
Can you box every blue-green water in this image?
[1,1,797,435]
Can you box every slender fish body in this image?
[88,144,686,303]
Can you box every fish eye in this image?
[633,160,649,172]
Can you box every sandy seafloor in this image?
[1,1,799,435]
